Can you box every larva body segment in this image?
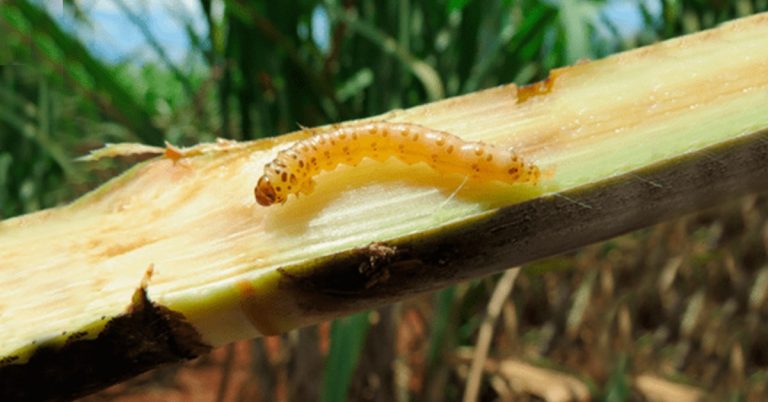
[254,122,541,206]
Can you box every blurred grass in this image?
[3,0,768,401]
[321,312,370,402]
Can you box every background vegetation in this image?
[2,0,767,400]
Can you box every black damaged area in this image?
[0,287,211,402]
[278,241,425,297]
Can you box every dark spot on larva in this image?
[431,154,438,162]
[343,146,350,155]
[339,133,347,140]
[398,144,406,152]
[281,172,288,182]
[371,142,377,148]
[436,137,445,146]
[299,160,305,168]
[511,155,519,162]
[486,154,493,162]
[290,174,297,184]
[472,163,479,172]
[311,145,317,151]
[381,130,388,137]
[401,130,409,137]
[475,147,484,156]
[288,186,292,190]
[331,140,336,145]
[412,133,419,141]
[508,167,519,175]
[447,145,454,153]
[324,151,331,158]
[276,186,282,192]
[291,153,298,159]
[311,157,317,165]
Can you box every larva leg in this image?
[299,179,316,195]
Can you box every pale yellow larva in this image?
[254,122,541,206]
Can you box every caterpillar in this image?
[254,122,541,206]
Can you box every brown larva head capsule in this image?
[255,176,280,206]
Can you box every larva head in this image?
[255,176,284,206]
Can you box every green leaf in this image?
[320,312,370,402]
